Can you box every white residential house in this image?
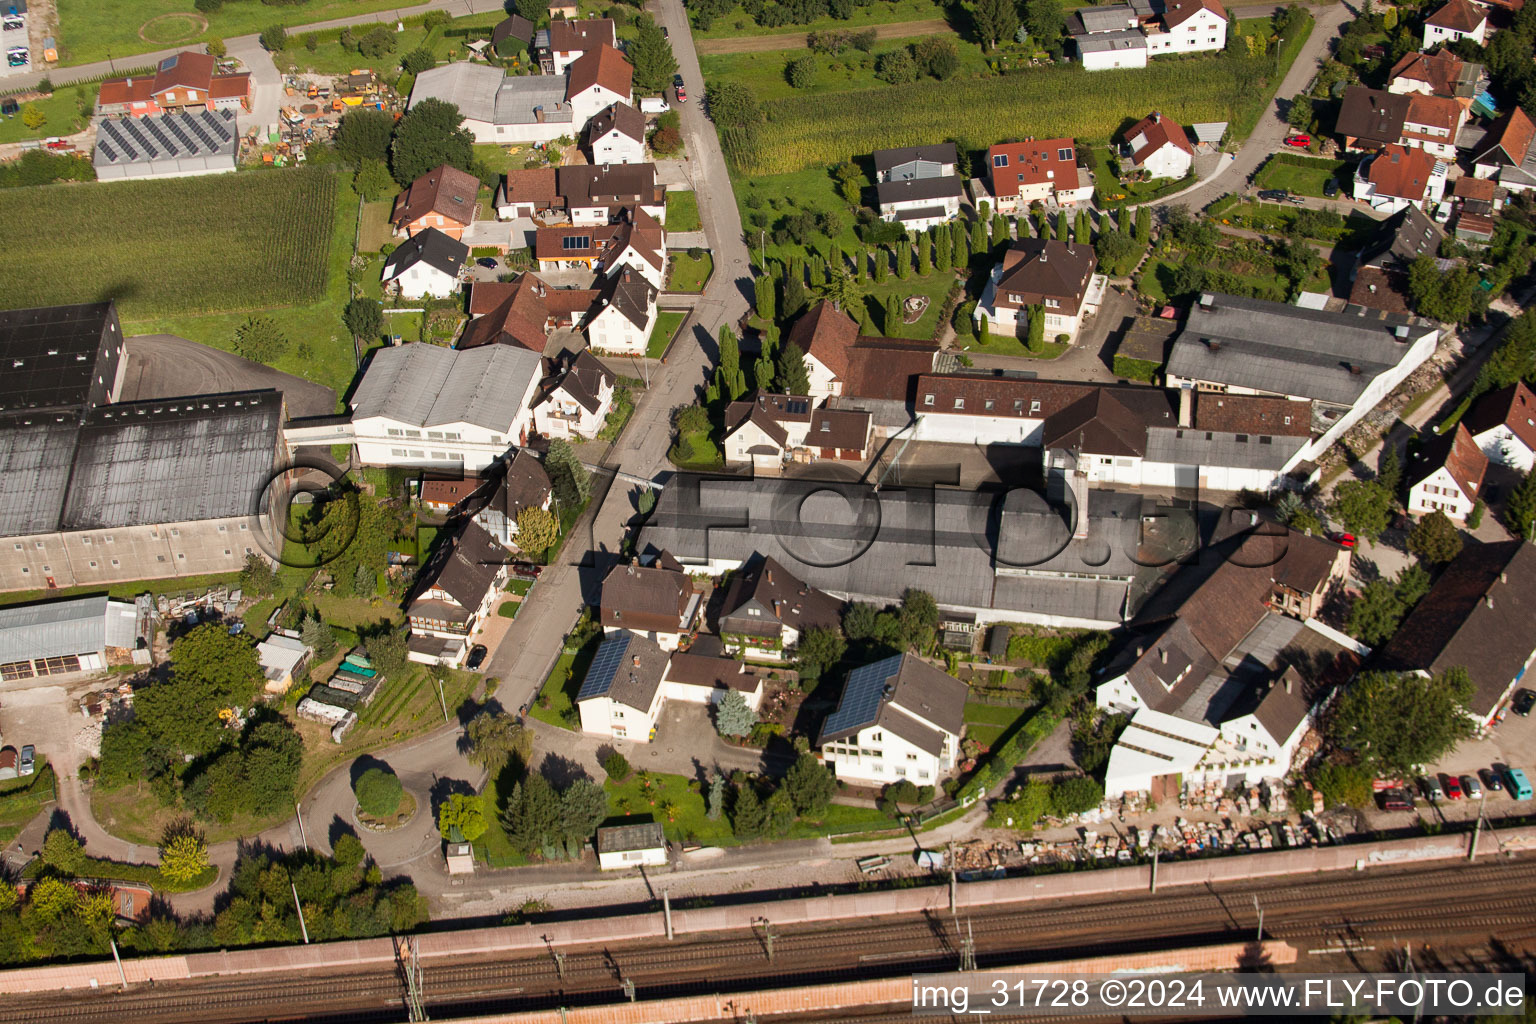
[532,350,617,440]
[819,653,967,786]
[541,17,617,76]
[1124,111,1194,180]
[722,393,814,470]
[1407,421,1487,521]
[349,343,544,472]
[1423,0,1486,49]
[1353,144,1447,213]
[566,44,634,125]
[470,449,553,548]
[586,101,646,165]
[380,227,467,299]
[599,553,701,651]
[974,239,1104,343]
[1144,0,1228,54]
[584,267,658,356]
[1465,380,1536,472]
[575,631,763,741]
[874,176,963,231]
[718,556,844,663]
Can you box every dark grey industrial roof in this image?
[351,343,542,432]
[0,413,79,535]
[494,74,574,125]
[873,143,957,173]
[1167,293,1435,406]
[595,821,666,853]
[638,475,1143,619]
[0,595,137,663]
[61,390,282,530]
[0,302,119,415]
[875,176,963,207]
[1143,426,1306,470]
[383,227,469,280]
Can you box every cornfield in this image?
[728,53,1283,177]
[0,168,338,316]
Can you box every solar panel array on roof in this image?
[823,654,902,737]
[576,632,630,700]
[95,109,238,169]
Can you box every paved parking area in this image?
[0,677,90,779]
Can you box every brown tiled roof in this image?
[1463,380,1536,453]
[97,77,155,107]
[588,101,645,144]
[547,349,616,414]
[1390,50,1468,97]
[556,162,656,207]
[1041,389,1159,457]
[1349,266,1414,314]
[600,556,696,634]
[408,519,507,618]
[1162,0,1227,29]
[1474,106,1536,167]
[1126,111,1193,166]
[392,164,481,230]
[501,168,561,209]
[987,138,1077,199]
[151,50,216,94]
[1193,394,1311,437]
[994,239,1097,314]
[459,273,558,352]
[488,448,551,520]
[1456,210,1496,239]
[208,73,251,100]
[808,408,871,451]
[1426,0,1485,31]
[1336,87,1411,147]
[493,14,534,45]
[785,301,860,380]
[1365,145,1437,202]
[1403,93,1463,139]
[916,372,1096,421]
[1408,421,1488,496]
[664,652,761,692]
[720,555,845,639]
[536,225,599,262]
[1455,176,1498,201]
[724,393,813,450]
[567,43,632,100]
[1249,667,1312,742]
[547,17,615,51]
[841,338,938,401]
[420,477,482,509]
[1378,540,1536,718]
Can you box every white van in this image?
[640,96,670,115]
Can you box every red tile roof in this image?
[785,301,861,381]
[1126,111,1193,166]
[1410,421,1488,497]
[547,17,615,52]
[1365,144,1437,202]
[987,138,1077,199]
[96,76,154,107]
[1162,0,1227,29]
[1404,93,1462,137]
[459,273,572,352]
[567,43,632,100]
[501,168,561,209]
[1463,380,1536,454]
[1389,50,1468,98]
[392,163,482,230]
[1193,394,1312,437]
[208,73,251,100]
[1426,0,1485,31]
[1474,106,1536,167]
[151,51,217,94]
[840,339,938,401]
[1455,175,1498,201]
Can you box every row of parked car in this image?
[1379,765,1533,810]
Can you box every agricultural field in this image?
[52,0,407,66]
[725,23,1311,176]
[0,168,337,317]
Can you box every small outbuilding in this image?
[595,821,667,870]
[445,842,476,875]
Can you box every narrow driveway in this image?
[1172,2,1355,212]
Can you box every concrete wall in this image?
[0,516,270,593]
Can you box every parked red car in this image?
[1284,134,1312,148]
[1329,531,1356,549]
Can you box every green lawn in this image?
[964,701,1029,749]
[529,639,600,730]
[667,252,714,292]
[698,33,987,104]
[0,764,54,834]
[280,11,505,77]
[120,173,360,406]
[498,599,522,619]
[596,380,638,442]
[1254,155,1350,197]
[855,271,956,341]
[53,0,414,66]
[0,88,96,144]
[695,0,947,39]
[666,190,702,232]
[648,310,687,359]
[473,770,530,868]
[357,200,394,254]
[506,578,534,596]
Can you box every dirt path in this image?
[697,18,952,54]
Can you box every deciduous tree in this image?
[1329,479,1393,541]
[1407,510,1463,564]
[389,97,474,186]
[437,793,488,843]
[1326,669,1475,778]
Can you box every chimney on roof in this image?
[1348,364,1363,375]
[1207,339,1221,353]
[1198,293,1215,311]
[1136,644,1144,658]
[632,655,641,667]
[1486,594,1494,609]
[1284,675,1293,694]
[1159,648,1168,665]
[1501,572,1508,584]
[766,568,773,584]
[1153,111,1161,123]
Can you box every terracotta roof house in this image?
[1377,540,1536,725]
[531,349,617,440]
[95,50,251,117]
[1407,421,1487,520]
[1388,50,1484,104]
[1423,0,1487,48]
[405,519,510,667]
[975,238,1103,343]
[718,555,844,662]
[1463,380,1536,471]
[984,138,1094,212]
[459,274,595,352]
[565,43,634,122]
[539,17,617,75]
[1353,143,1446,212]
[1145,0,1229,56]
[1401,92,1466,158]
[391,164,482,240]
[1471,106,1536,192]
[784,301,860,399]
[1124,111,1194,180]
[600,553,701,650]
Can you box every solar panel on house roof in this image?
[823,654,902,736]
[98,141,117,162]
[561,235,591,251]
[576,632,630,700]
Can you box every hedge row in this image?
[956,710,1060,805]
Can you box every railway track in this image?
[10,858,1536,1024]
